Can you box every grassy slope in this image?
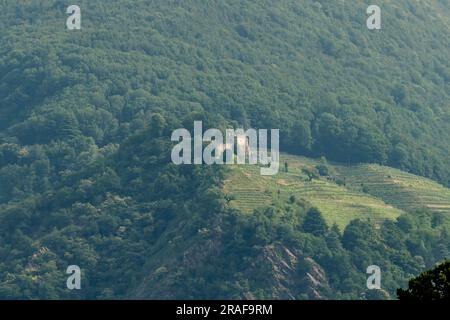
[224,153,450,229]
[337,163,450,215]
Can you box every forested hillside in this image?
[0,0,449,299]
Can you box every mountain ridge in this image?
[0,0,449,300]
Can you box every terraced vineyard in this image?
[337,164,450,215]
[223,154,450,229]
[223,155,404,229]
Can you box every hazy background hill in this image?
[0,0,449,299]
[1,0,450,183]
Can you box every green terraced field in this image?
[223,155,403,229]
[223,154,450,229]
[336,164,450,215]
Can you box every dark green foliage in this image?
[0,0,449,185]
[302,167,319,181]
[0,0,448,300]
[0,112,227,299]
[302,208,329,237]
[397,261,450,301]
[315,164,329,177]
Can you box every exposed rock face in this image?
[302,257,329,300]
[243,245,331,300]
[130,226,333,300]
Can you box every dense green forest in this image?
[397,260,450,300]
[0,0,449,299]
